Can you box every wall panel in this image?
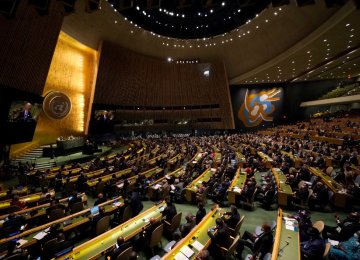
[0,1,64,94]
[94,42,234,129]
[33,32,98,145]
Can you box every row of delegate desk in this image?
[0,193,88,228]
[0,196,122,252]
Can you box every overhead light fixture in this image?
[203,69,210,76]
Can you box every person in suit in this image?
[129,188,143,217]
[94,193,107,206]
[44,233,73,259]
[141,217,162,243]
[207,218,232,258]
[90,206,106,235]
[222,204,241,230]
[322,212,360,242]
[179,213,196,238]
[196,202,206,224]
[162,199,177,222]
[301,227,326,260]
[15,102,34,122]
[237,223,273,259]
[107,236,132,260]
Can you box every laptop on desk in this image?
[90,206,99,216]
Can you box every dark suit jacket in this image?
[16,110,33,122]
[208,224,232,248]
[109,241,132,259]
[162,204,177,222]
[196,208,206,224]
[254,231,273,257]
[224,211,240,229]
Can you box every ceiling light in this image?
[221,2,225,6]
[350,35,354,37]
[307,51,311,54]
[346,23,350,27]
[323,39,327,42]
[274,12,278,15]
[136,6,140,10]
[265,19,269,23]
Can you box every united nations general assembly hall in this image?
[0,0,360,259]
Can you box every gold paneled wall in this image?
[33,32,98,145]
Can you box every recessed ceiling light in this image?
[323,39,327,42]
[350,35,354,37]
[346,23,350,27]
[221,2,225,6]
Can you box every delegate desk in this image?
[147,167,185,199]
[189,147,204,166]
[86,168,133,188]
[281,151,303,168]
[308,167,349,208]
[0,186,28,200]
[271,208,300,260]
[60,201,166,259]
[167,153,183,169]
[0,193,87,228]
[257,152,273,168]
[162,205,220,259]
[185,168,216,202]
[0,197,123,250]
[0,190,55,212]
[227,168,247,205]
[56,137,85,151]
[272,168,293,207]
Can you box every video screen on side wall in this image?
[94,110,115,122]
[7,101,42,123]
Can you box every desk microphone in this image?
[278,240,290,256]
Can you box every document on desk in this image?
[191,240,205,251]
[174,251,189,260]
[180,245,194,258]
[33,231,48,240]
[16,239,28,247]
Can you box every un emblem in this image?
[43,91,71,119]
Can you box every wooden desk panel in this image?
[272,209,300,260]
[227,168,247,205]
[272,168,293,207]
[162,205,219,259]
[60,201,166,259]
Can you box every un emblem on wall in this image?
[43,91,72,119]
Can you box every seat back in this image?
[49,208,65,222]
[149,224,164,248]
[7,205,22,214]
[70,201,84,214]
[226,234,240,258]
[234,216,245,236]
[169,212,182,233]
[96,215,110,235]
[323,242,331,259]
[313,220,325,233]
[116,246,133,260]
[122,205,132,223]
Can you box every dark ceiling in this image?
[108,0,272,39]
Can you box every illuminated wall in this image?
[33,32,98,145]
